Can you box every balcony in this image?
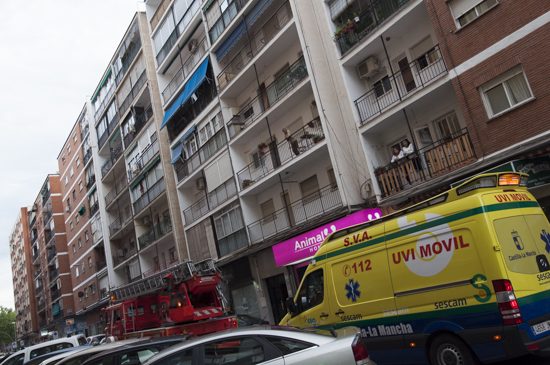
[227,55,308,139]
[119,71,147,118]
[183,178,237,224]
[86,174,96,189]
[175,128,228,182]
[355,45,447,125]
[83,148,92,166]
[50,287,61,301]
[162,37,208,104]
[115,37,142,86]
[208,0,248,44]
[96,261,107,272]
[375,128,476,198]
[150,0,171,31]
[237,119,324,190]
[127,138,160,182]
[335,0,409,55]
[105,177,129,207]
[94,83,116,119]
[89,202,100,217]
[133,177,166,215]
[138,218,173,250]
[217,1,292,90]
[44,228,53,244]
[49,268,59,283]
[47,247,56,263]
[113,245,138,267]
[101,140,123,178]
[248,184,343,244]
[123,105,153,148]
[43,210,53,225]
[109,213,133,238]
[156,0,201,66]
[98,112,120,149]
[218,227,248,257]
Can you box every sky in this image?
[0,0,144,309]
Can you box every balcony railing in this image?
[237,119,324,190]
[162,37,208,103]
[86,174,96,189]
[119,71,147,117]
[227,56,308,139]
[89,202,100,217]
[96,261,107,272]
[113,245,138,267]
[217,2,292,90]
[94,83,115,119]
[335,0,409,55]
[156,0,201,66]
[133,177,166,215]
[123,105,153,148]
[183,178,237,224]
[218,227,248,257]
[355,46,447,124]
[49,269,59,283]
[51,288,61,302]
[83,148,92,166]
[150,0,171,31]
[175,128,227,182]
[127,138,160,182]
[115,37,142,86]
[92,227,104,244]
[109,211,133,237]
[248,184,342,244]
[47,247,56,263]
[101,143,123,178]
[208,0,249,44]
[138,219,173,250]
[375,128,476,198]
[98,112,120,149]
[105,176,129,207]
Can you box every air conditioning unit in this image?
[357,56,380,79]
[188,39,199,54]
[196,177,206,190]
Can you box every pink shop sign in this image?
[272,209,382,267]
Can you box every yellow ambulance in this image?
[281,172,550,364]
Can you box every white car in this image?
[0,335,87,365]
[143,326,375,365]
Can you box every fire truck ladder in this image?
[111,259,217,302]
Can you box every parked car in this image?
[81,336,186,365]
[1,335,88,365]
[143,326,375,365]
[53,339,145,365]
[24,346,91,365]
[85,336,105,347]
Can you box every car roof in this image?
[81,336,186,365]
[144,326,337,364]
[24,346,91,365]
[55,339,145,364]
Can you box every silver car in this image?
[143,326,375,365]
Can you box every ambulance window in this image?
[297,269,324,313]
[494,216,547,274]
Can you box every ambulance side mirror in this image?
[285,297,297,316]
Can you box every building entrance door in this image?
[265,274,288,324]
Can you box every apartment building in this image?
[9,207,38,346]
[144,0,382,323]
[28,175,74,337]
[91,12,185,289]
[57,105,110,336]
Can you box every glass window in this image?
[373,75,392,98]
[455,0,498,27]
[482,68,532,117]
[154,349,193,365]
[263,336,313,355]
[203,337,269,365]
[296,269,324,313]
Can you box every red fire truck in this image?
[104,259,238,339]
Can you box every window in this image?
[154,349,193,365]
[88,257,92,268]
[300,175,320,203]
[70,166,74,177]
[481,67,533,117]
[78,238,82,248]
[76,266,80,277]
[203,337,271,365]
[434,111,461,139]
[260,199,276,222]
[76,215,80,224]
[85,231,89,241]
[79,180,83,191]
[64,176,69,186]
[264,336,313,355]
[76,157,80,167]
[70,222,74,231]
[214,205,244,240]
[450,0,498,28]
[72,245,76,254]
[296,269,324,313]
[373,75,392,98]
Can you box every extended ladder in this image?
[111,259,217,302]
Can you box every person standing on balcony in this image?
[401,139,414,156]
[390,145,403,163]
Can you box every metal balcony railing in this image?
[41,188,51,206]
[49,269,59,283]
[227,55,308,139]
[335,0,409,55]
[127,138,160,181]
[43,210,53,225]
[94,83,115,119]
[217,2,292,90]
[150,0,170,31]
[208,0,249,44]
[217,227,248,257]
[83,148,92,166]
[101,143,123,178]
[113,245,138,267]
[86,174,96,189]
[123,105,153,148]
[89,202,100,218]
[248,184,342,244]
[115,37,142,86]
[133,177,166,215]
[355,45,447,124]
[238,118,324,190]
[109,211,133,238]
[98,112,120,149]
[96,261,107,272]
[105,176,129,207]
[162,37,208,103]
[175,128,227,182]
[92,227,103,244]
[183,178,237,224]
[138,219,173,250]
[156,0,201,66]
[375,128,476,198]
[119,71,147,117]
[47,247,56,263]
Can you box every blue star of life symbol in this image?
[541,229,550,254]
[345,279,361,302]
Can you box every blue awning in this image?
[170,143,184,164]
[215,21,246,61]
[161,58,210,129]
[246,0,273,28]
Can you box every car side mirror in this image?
[285,297,297,316]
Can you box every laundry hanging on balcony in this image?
[161,58,210,129]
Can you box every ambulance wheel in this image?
[429,334,479,365]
